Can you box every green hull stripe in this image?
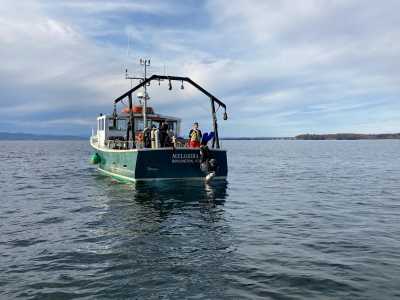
[97,167,226,182]
[97,167,136,182]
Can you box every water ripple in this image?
[1,140,400,299]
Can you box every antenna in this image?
[125,68,144,82]
[140,58,151,85]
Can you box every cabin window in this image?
[108,119,115,130]
[151,120,160,129]
[117,119,127,131]
[136,120,144,131]
[167,121,175,131]
[98,119,102,131]
[135,119,151,131]
[98,118,105,131]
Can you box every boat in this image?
[90,60,228,182]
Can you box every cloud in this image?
[0,0,399,136]
[51,0,174,15]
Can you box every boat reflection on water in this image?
[132,180,228,206]
[134,180,228,221]
[89,178,233,299]
[96,175,229,224]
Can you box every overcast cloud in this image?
[1,0,399,136]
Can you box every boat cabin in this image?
[92,73,228,152]
[95,106,181,149]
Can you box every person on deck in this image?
[159,121,169,147]
[188,122,202,148]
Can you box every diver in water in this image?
[188,122,202,148]
[199,131,217,182]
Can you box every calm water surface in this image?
[1,140,400,299]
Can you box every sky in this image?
[1,0,400,137]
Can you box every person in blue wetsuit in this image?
[201,132,214,145]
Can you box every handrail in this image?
[95,138,188,150]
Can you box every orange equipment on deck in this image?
[122,105,154,114]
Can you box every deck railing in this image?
[105,139,187,150]
[92,135,188,150]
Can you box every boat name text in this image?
[171,153,200,163]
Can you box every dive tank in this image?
[150,129,155,148]
[154,129,160,148]
[151,128,160,148]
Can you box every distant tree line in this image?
[221,137,294,140]
[295,133,400,140]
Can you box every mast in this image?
[128,93,135,149]
[140,58,151,130]
[125,58,151,148]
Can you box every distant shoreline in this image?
[221,137,294,140]
[0,132,86,140]
[295,133,400,140]
[1,132,400,141]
